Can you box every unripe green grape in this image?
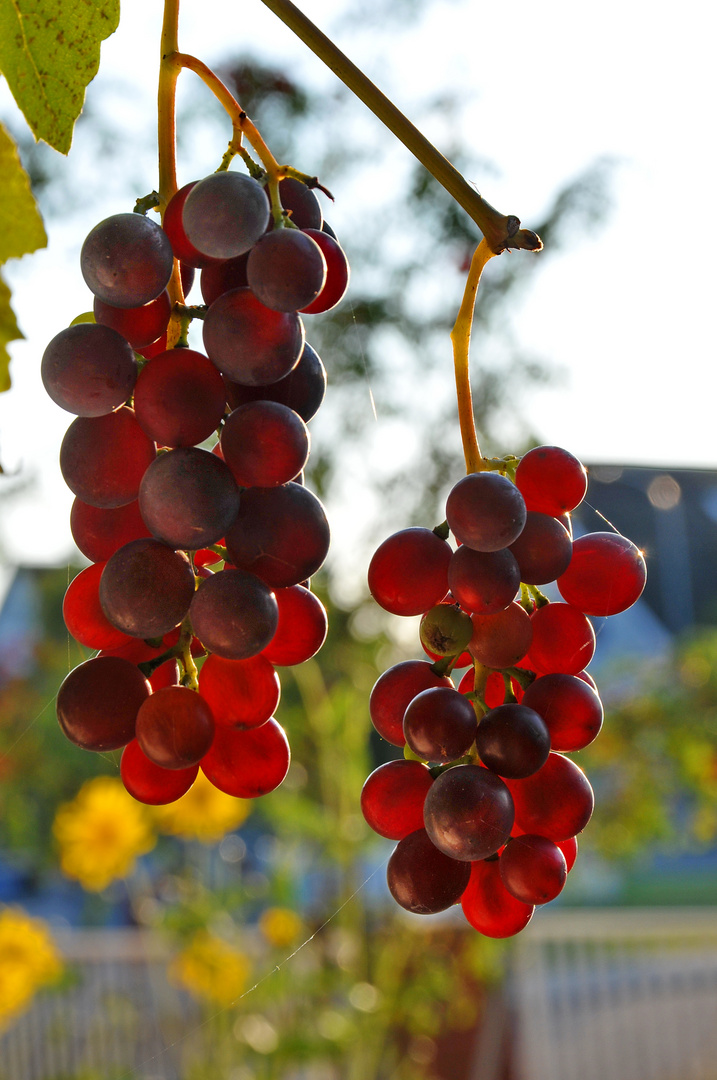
[419,604,473,657]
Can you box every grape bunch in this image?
[42,168,349,808]
[363,446,647,937]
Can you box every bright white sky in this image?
[1,0,715,566]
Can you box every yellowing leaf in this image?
[0,122,47,262]
[0,0,120,154]
[0,272,22,393]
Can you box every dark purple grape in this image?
[223,341,326,422]
[447,545,521,614]
[99,538,196,638]
[403,686,478,763]
[138,446,240,549]
[189,568,279,660]
[163,182,222,269]
[369,660,454,747]
[220,401,309,487]
[224,482,330,588]
[80,213,174,308]
[203,287,305,386]
[274,177,323,230]
[182,172,270,259]
[423,763,514,861]
[57,655,150,751]
[41,323,137,417]
[247,229,327,312]
[387,829,471,914]
[133,348,227,448]
[475,703,550,779]
[508,511,572,584]
[59,406,156,508]
[446,472,526,552]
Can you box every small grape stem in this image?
[178,616,199,690]
[158,0,185,344]
[255,0,542,254]
[451,239,496,474]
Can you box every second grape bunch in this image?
[42,167,349,809]
[365,445,647,937]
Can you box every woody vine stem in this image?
[156,0,543,470]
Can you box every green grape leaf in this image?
[0,272,22,393]
[0,122,47,262]
[0,0,120,154]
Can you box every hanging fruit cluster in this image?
[363,422,646,935]
[42,156,349,808]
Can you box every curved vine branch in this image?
[256,0,542,254]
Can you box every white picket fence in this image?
[3,909,717,1080]
[508,907,717,1080]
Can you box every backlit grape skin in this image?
[135,686,215,770]
[505,752,595,843]
[557,531,647,616]
[461,858,534,938]
[121,740,199,806]
[368,527,452,617]
[60,406,156,509]
[201,717,291,799]
[499,834,567,905]
[361,760,434,840]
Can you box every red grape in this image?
[367,528,452,617]
[201,717,290,798]
[361,760,434,840]
[387,828,471,914]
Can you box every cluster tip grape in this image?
[364,446,647,937]
[44,166,349,809]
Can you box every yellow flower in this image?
[169,930,251,1006]
[151,770,251,843]
[0,907,63,1029]
[53,776,156,892]
[259,906,304,949]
